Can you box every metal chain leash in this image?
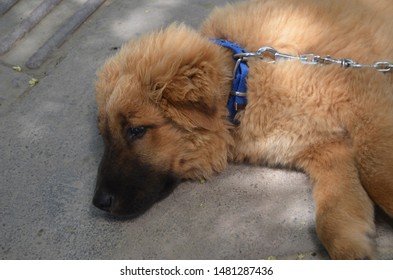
[233,46,393,73]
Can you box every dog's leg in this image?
[360,171,393,218]
[354,127,393,218]
[298,140,375,259]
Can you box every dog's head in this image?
[93,25,233,217]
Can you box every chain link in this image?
[233,46,393,72]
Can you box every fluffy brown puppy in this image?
[93,0,393,259]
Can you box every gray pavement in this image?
[1,0,392,260]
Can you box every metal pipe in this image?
[0,0,20,15]
[0,0,63,55]
[26,0,106,69]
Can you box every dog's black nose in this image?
[93,191,113,212]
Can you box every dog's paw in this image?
[326,232,376,260]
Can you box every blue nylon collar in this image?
[211,38,249,124]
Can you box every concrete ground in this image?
[1,0,392,260]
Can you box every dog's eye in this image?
[126,126,147,141]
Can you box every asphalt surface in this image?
[1,0,392,260]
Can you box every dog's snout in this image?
[93,191,113,212]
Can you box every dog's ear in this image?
[150,60,225,131]
[152,61,217,107]
[139,24,231,131]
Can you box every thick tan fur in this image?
[96,0,393,259]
